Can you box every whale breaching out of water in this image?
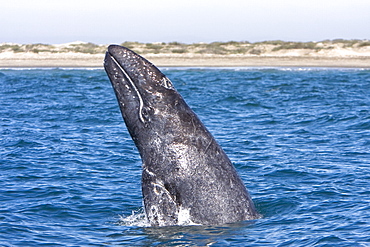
[104,45,259,226]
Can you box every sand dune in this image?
[1,41,369,67]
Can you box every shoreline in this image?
[0,54,369,68]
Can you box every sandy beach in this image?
[147,55,370,68]
[0,53,369,68]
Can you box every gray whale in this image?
[104,45,259,226]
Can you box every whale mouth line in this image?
[108,52,145,124]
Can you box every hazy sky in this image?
[1,0,369,44]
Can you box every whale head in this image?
[104,45,194,154]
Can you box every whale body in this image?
[104,45,259,226]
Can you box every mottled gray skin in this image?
[104,45,259,226]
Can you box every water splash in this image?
[117,209,150,227]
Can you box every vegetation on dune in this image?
[0,42,106,54]
[358,41,370,47]
[66,42,105,54]
[271,42,318,51]
[0,40,369,55]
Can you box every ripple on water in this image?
[1,68,370,246]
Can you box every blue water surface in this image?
[1,67,369,246]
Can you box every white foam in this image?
[177,207,200,226]
[117,210,150,227]
[118,207,200,227]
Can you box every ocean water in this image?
[1,67,369,246]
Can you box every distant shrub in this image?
[231,47,248,54]
[224,41,240,46]
[168,41,184,46]
[330,39,363,48]
[272,42,318,51]
[0,44,21,52]
[249,49,262,55]
[192,43,206,48]
[196,46,228,54]
[358,41,370,47]
[65,42,102,54]
[144,43,164,53]
[331,39,347,44]
[121,41,140,49]
[332,39,361,44]
[209,41,224,47]
[24,43,52,53]
[171,48,188,54]
[256,40,285,46]
[11,45,23,53]
[145,43,163,49]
